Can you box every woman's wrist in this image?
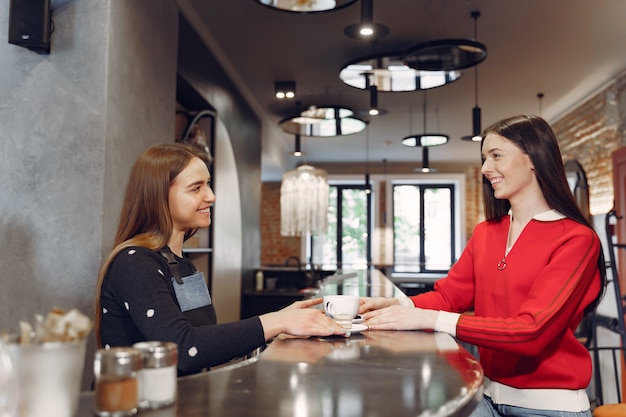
[398,297,414,308]
[434,311,460,336]
[258,311,284,340]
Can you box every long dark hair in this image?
[94,143,211,345]
[481,115,606,313]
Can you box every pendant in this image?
[497,258,507,271]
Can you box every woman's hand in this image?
[281,298,323,311]
[359,297,401,314]
[260,303,346,340]
[362,306,438,331]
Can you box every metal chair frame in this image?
[586,210,626,407]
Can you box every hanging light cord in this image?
[472,11,480,107]
[366,123,370,173]
[422,90,428,133]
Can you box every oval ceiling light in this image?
[254,0,357,13]
[279,106,366,137]
[402,134,449,147]
[403,39,487,72]
[340,52,463,92]
[402,91,448,149]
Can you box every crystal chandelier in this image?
[280,165,329,236]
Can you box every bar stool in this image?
[593,403,626,417]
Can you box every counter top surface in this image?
[78,269,483,417]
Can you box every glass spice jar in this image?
[132,341,178,410]
[93,347,142,417]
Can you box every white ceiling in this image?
[180,0,626,181]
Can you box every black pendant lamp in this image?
[461,11,485,142]
[344,0,389,40]
[537,92,544,116]
[419,147,433,173]
[364,73,385,116]
[292,134,302,156]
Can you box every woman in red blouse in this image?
[361,115,606,417]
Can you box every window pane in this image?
[341,188,368,269]
[393,185,421,272]
[312,186,337,269]
[424,188,452,270]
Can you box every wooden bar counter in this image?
[78,270,483,417]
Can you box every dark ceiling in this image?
[180,0,626,180]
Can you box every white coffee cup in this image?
[323,295,359,329]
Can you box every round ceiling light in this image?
[340,52,463,92]
[254,0,357,13]
[403,39,487,72]
[279,106,366,137]
[402,134,449,147]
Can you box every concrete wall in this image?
[0,0,178,388]
[0,0,265,389]
[176,16,262,297]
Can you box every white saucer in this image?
[352,315,364,324]
[348,324,368,334]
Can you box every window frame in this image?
[306,173,466,281]
[309,179,373,271]
[391,182,456,274]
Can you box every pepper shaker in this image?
[93,347,142,417]
[132,341,178,410]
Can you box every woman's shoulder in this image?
[113,245,162,259]
[529,216,601,249]
[106,246,171,287]
[559,217,600,240]
[110,246,168,270]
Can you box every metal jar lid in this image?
[94,347,142,377]
[132,341,178,368]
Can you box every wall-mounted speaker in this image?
[8,0,52,54]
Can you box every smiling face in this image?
[481,133,537,202]
[168,156,215,234]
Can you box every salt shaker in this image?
[93,347,142,417]
[132,341,178,410]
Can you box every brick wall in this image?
[260,182,302,265]
[552,74,626,216]
[464,165,484,239]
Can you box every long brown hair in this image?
[480,115,606,313]
[94,143,210,345]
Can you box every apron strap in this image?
[160,247,184,284]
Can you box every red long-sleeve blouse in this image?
[410,211,602,390]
